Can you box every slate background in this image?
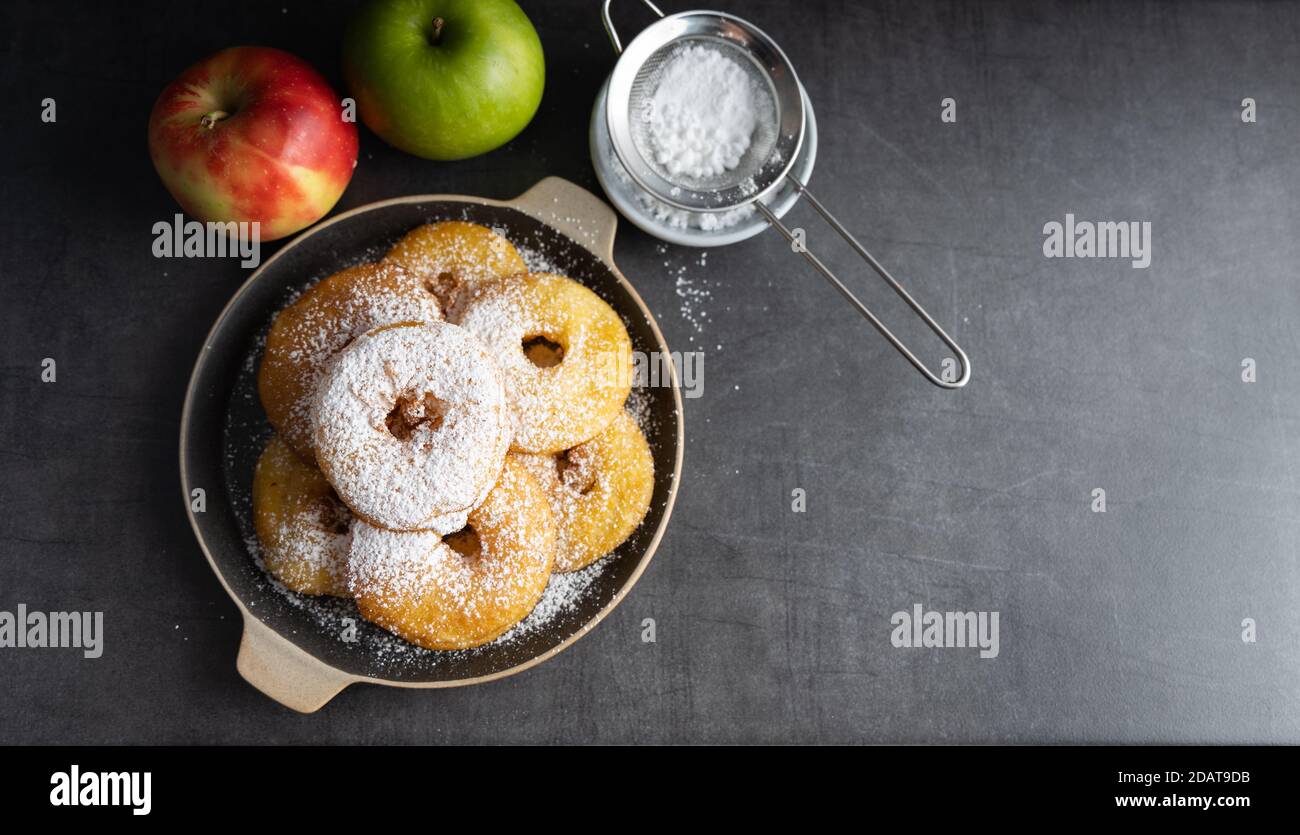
[1,0,1297,744]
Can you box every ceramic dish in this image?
[179,177,683,712]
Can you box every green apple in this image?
[343,0,545,160]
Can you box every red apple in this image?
[148,46,358,242]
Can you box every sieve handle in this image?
[601,0,665,55]
[756,176,972,389]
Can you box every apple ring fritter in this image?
[348,455,557,650]
[458,273,632,454]
[258,261,443,464]
[519,410,653,572]
[252,434,352,597]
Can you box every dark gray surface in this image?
[1,0,1297,743]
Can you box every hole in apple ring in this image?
[385,390,447,441]
[443,524,482,560]
[522,334,565,368]
[555,447,597,495]
[422,270,462,314]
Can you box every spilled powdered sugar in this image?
[659,245,718,346]
[515,240,561,274]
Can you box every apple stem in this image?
[430,16,444,45]
[200,110,229,130]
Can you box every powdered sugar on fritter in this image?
[310,322,510,532]
[261,261,443,460]
[347,458,557,648]
[457,275,631,454]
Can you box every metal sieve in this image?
[601,0,971,389]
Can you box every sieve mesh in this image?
[604,8,805,211]
[626,37,781,195]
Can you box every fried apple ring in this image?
[385,221,526,320]
[519,410,653,572]
[458,273,632,454]
[348,455,557,650]
[258,261,443,463]
[252,434,351,596]
[310,321,511,533]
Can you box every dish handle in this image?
[511,176,619,263]
[237,614,354,713]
